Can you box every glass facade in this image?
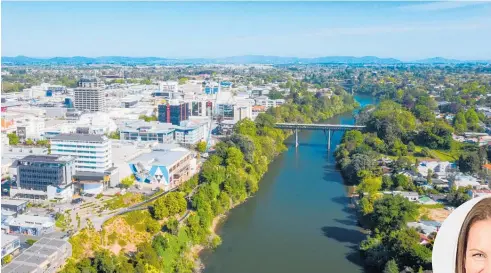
[158,103,189,125]
[18,162,66,191]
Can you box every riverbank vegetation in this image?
[61,88,358,273]
[335,95,490,272]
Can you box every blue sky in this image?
[2,1,491,60]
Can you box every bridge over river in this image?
[274,123,366,149]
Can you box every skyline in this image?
[2,1,491,60]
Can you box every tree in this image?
[393,174,413,191]
[153,197,169,219]
[120,176,135,189]
[166,218,179,235]
[225,147,245,168]
[26,239,37,246]
[426,169,433,185]
[458,152,481,173]
[233,118,257,137]
[140,79,152,85]
[268,89,284,100]
[369,195,419,234]
[448,186,471,206]
[358,176,382,196]
[7,133,19,145]
[25,138,34,145]
[413,105,434,122]
[93,250,116,273]
[465,108,480,131]
[389,139,408,157]
[36,139,49,146]
[107,131,120,140]
[146,220,161,234]
[407,141,416,153]
[382,175,393,190]
[178,77,189,85]
[196,141,207,153]
[453,110,467,133]
[2,254,12,265]
[152,234,168,257]
[383,259,399,273]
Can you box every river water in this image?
[201,95,375,273]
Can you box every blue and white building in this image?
[129,146,194,188]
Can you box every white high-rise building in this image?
[74,78,106,112]
[50,134,112,173]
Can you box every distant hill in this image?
[1,55,489,65]
[411,57,490,64]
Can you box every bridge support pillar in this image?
[295,128,298,147]
[328,129,332,150]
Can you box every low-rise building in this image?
[2,237,71,273]
[13,155,76,201]
[451,174,481,189]
[119,120,175,144]
[393,191,419,202]
[1,233,21,259]
[468,189,491,199]
[1,199,28,215]
[129,146,195,188]
[6,215,55,236]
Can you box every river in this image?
[201,95,375,273]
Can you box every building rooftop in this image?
[51,133,108,142]
[1,199,28,207]
[7,214,55,228]
[1,233,20,248]
[129,148,190,167]
[1,237,70,273]
[119,120,175,133]
[18,155,75,164]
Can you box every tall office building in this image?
[158,102,189,125]
[74,78,106,112]
[50,134,112,173]
[16,155,76,191]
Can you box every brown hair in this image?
[455,197,491,273]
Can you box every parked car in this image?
[71,198,84,204]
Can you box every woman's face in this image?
[465,218,491,273]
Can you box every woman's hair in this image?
[455,197,491,273]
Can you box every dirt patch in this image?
[102,216,151,254]
[426,208,451,222]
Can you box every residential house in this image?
[468,189,491,199]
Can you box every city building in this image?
[1,234,20,259]
[154,81,178,98]
[1,199,28,216]
[16,117,45,141]
[120,95,141,108]
[2,237,71,273]
[6,215,55,236]
[190,100,213,117]
[74,78,106,112]
[14,155,75,192]
[174,120,208,145]
[254,96,285,108]
[51,134,112,173]
[129,146,195,188]
[119,120,175,144]
[158,101,189,125]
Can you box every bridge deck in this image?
[274,123,365,131]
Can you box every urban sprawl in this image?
[1,63,491,273]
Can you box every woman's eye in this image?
[472,253,486,259]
